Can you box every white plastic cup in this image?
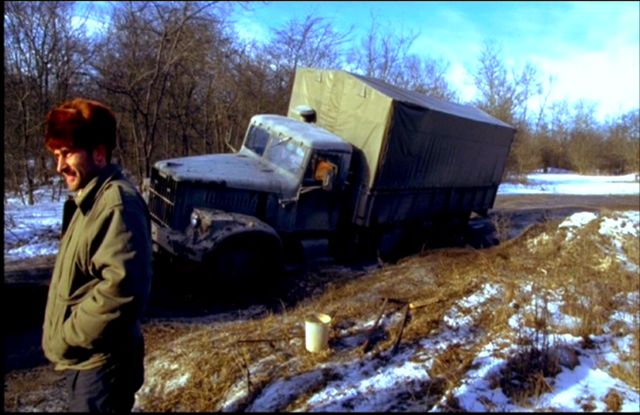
[305,312,332,352]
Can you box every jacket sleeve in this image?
[61,193,152,351]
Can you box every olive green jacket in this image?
[42,164,152,371]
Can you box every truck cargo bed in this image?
[288,68,516,225]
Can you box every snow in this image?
[4,172,639,412]
[498,172,639,195]
[4,187,67,262]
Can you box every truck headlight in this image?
[190,211,201,228]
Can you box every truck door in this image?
[294,152,344,233]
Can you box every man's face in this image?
[52,146,101,192]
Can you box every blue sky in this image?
[230,1,640,122]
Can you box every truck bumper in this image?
[151,210,283,264]
[151,221,204,262]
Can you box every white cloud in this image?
[233,16,271,45]
[447,62,478,103]
[531,45,640,121]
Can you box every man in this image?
[42,98,152,412]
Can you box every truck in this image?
[146,68,515,292]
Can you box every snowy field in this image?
[4,172,640,412]
[499,172,640,195]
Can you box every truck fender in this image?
[184,208,282,262]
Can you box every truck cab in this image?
[242,114,352,235]
[147,113,352,286]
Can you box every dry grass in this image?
[3,366,68,412]
[130,210,640,411]
[491,211,514,242]
[604,389,624,412]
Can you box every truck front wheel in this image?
[203,235,284,302]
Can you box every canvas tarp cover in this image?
[288,68,515,193]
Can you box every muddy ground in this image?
[4,193,639,374]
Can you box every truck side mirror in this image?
[321,170,335,191]
[314,160,337,191]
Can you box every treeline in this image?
[5,1,639,205]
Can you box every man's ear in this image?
[92,144,108,168]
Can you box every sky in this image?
[229,1,640,122]
[5,173,639,412]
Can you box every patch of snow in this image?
[499,172,640,195]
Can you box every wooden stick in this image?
[391,303,410,355]
[384,297,408,305]
[408,297,440,310]
[361,297,389,353]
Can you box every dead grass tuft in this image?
[606,328,640,392]
[435,390,464,412]
[603,388,624,412]
[499,346,559,405]
[491,212,513,242]
[580,396,598,412]
[429,344,478,390]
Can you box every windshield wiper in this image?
[272,136,293,147]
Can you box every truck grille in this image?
[148,168,179,228]
[148,167,269,230]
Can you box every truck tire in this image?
[328,231,357,263]
[203,234,284,302]
[421,212,470,248]
[329,226,377,263]
[377,225,416,264]
[282,236,305,264]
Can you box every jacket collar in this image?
[73,164,123,215]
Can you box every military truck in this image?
[146,68,515,289]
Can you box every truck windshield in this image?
[244,125,270,156]
[264,136,307,177]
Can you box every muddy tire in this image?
[329,226,377,263]
[376,225,422,264]
[203,235,284,302]
[282,237,305,264]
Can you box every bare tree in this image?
[472,40,544,174]
[566,101,603,174]
[601,109,640,174]
[346,14,457,101]
[472,40,541,127]
[4,1,93,204]
[349,13,419,86]
[260,14,352,99]
[93,1,226,182]
[396,55,458,101]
